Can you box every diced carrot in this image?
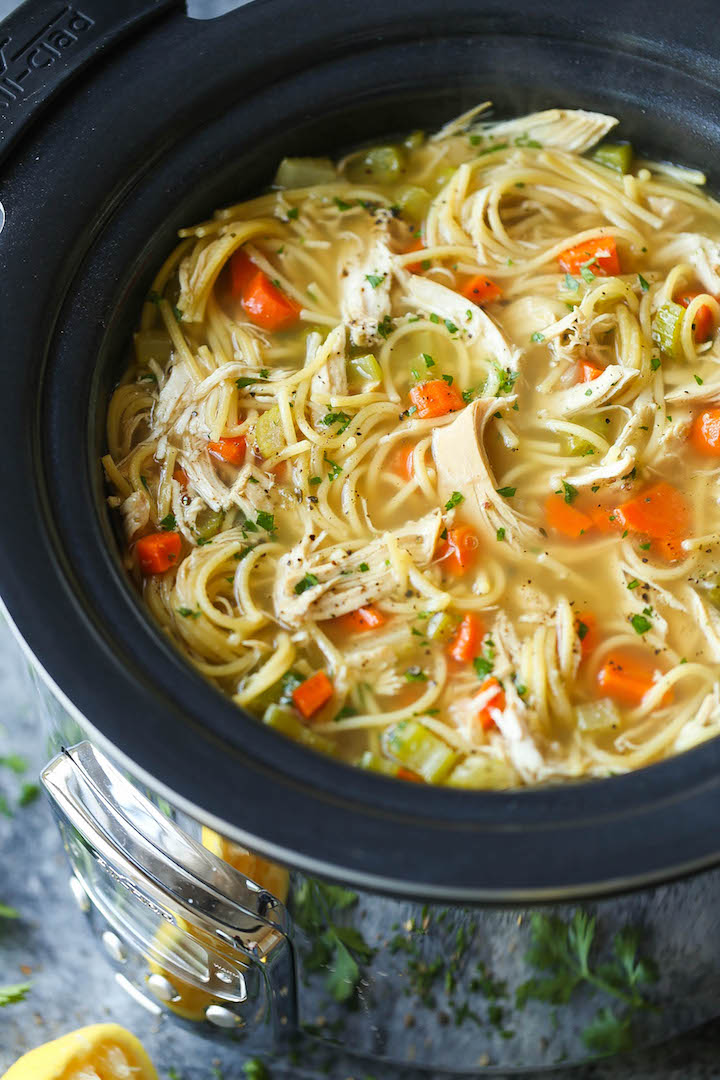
[690,408,720,456]
[597,653,672,707]
[173,465,189,486]
[397,767,425,782]
[404,238,425,274]
[461,275,502,305]
[558,235,620,277]
[337,605,386,633]
[392,444,416,480]
[545,494,593,539]
[678,292,715,343]
[613,482,689,562]
[136,531,182,575]
[475,677,505,731]
[229,249,257,296]
[578,358,604,382]
[448,613,484,664]
[409,380,464,418]
[208,435,246,465]
[292,670,334,719]
[587,501,622,534]
[574,612,596,659]
[242,271,300,331]
[437,525,479,576]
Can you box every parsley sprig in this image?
[516,911,657,1055]
[292,879,372,1002]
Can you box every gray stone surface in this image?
[2,619,720,1078]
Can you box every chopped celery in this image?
[263,703,335,755]
[564,434,597,457]
[134,330,172,367]
[426,612,460,642]
[432,166,456,192]
[384,719,458,783]
[357,750,400,777]
[345,145,405,184]
[652,302,685,359]
[274,156,336,188]
[403,130,425,151]
[591,142,633,174]
[348,353,382,386]
[576,699,622,731]
[447,755,516,789]
[705,575,720,610]
[255,405,285,458]
[394,184,431,222]
[195,507,224,542]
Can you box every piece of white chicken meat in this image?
[469,108,618,154]
[340,214,395,348]
[431,397,541,549]
[274,510,443,627]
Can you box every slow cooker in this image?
[3,0,720,1072]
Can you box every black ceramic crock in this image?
[2,0,720,905]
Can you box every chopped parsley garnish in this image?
[564,273,579,292]
[580,265,595,284]
[477,141,508,155]
[159,512,176,531]
[177,607,200,618]
[422,352,435,368]
[256,511,275,532]
[405,666,428,682]
[286,207,299,219]
[358,562,370,572]
[576,620,589,641]
[233,545,255,561]
[429,312,440,324]
[627,579,640,590]
[294,573,319,595]
[445,491,464,510]
[561,481,578,505]
[196,536,213,546]
[172,304,183,322]
[377,314,394,339]
[259,368,269,378]
[494,364,519,394]
[236,376,268,389]
[530,331,545,343]
[514,133,542,148]
[321,411,352,433]
[496,486,516,498]
[441,374,454,385]
[694,374,704,385]
[638,273,650,292]
[309,475,322,485]
[585,388,593,396]
[140,475,149,492]
[496,527,506,542]
[630,613,651,635]
[639,541,651,551]
[334,197,353,211]
[324,453,343,481]
[444,318,459,334]
[421,259,432,270]
[365,273,386,288]
[651,357,661,371]
[473,656,493,679]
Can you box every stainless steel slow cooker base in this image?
[25,661,720,1074]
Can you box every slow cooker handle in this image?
[0,1,177,169]
[41,741,297,1043]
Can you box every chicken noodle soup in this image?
[104,105,720,788]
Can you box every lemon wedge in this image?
[1,1023,158,1080]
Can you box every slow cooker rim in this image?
[4,0,720,901]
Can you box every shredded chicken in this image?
[431,398,540,548]
[545,365,638,416]
[405,276,519,369]
[274,510,443,627]
[340,217,395,346]
[471,108,618,154]
[119,490,150,540]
